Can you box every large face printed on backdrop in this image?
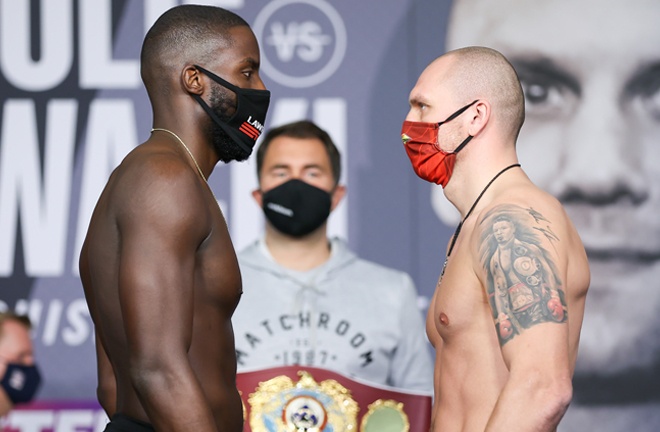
[439,0,660,412]
[1,1,659,431]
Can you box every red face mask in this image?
[401,100,478,187]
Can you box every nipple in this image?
[438,312,450,326]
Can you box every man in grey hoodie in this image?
[232,120,433,391]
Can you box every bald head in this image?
[140,5,249,97]
[435,46,525,140]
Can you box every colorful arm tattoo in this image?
[478,204,567,345]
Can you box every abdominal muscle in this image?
[427,277,509,431]
[431,340,507,431]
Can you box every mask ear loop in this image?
[437,100,479,153]
[191,65,254,154]
[451,135,474,154]
[191,93,253,154]
[437,99,479,126]
[194,64,240,93]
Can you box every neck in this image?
[444,135,519,214]
[443,162,521,259]
[264,226,331,271]
[150,122,218,180]
[447,159,521,218]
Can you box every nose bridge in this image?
[549,75,648,204]
[288,163,307,181]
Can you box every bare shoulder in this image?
[470,186,583,345]
[117,144,207,212]
[475,185,576,258]
[106,142,213,237]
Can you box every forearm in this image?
[484,376,572,431]
[95,329,117,417]
[97,380,116,418]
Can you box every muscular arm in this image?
[477,203,572,431]
[95,332,117,416]
[80,242,117,417]
[117,162,216,431]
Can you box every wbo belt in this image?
[236,365,432,432]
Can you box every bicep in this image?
[474,203,569,366]
[116,175,209,363]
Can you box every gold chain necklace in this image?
[150,128,226,229]
[151,128,207,181]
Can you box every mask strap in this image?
[452,134,474,154]
[194,65,240,93]
[191,94,252,154]
[438,99,479,126]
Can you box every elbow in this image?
[128,360,157,394]
[541,377,573,425]
[128,355,177,397]
[97,382,116,417]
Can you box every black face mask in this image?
[192,65,270,157]
[262,179,332,238]
[1,363,41,404]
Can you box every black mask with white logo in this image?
[1,363,41,404]
[192,65,270,157]
[262,179,332,238]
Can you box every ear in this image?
[182,65,204,96]
[330,185,346,212]
[252,188,263,207]
[467,100,490,137]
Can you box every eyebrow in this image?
[240,57,260,69]
[268,163,290,171]
[268,163,325,171]
[510,57,582,97]
[624,61,660,97]
[409,94,431,107]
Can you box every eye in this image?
[304,168,322,179]
[512,60,581,119]
[645,89,660,121]
[625,63,660,121]
[520,75,577,118]
[270,168,289,178]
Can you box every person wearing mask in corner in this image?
[0,312,41,418]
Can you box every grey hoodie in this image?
[232,237,433,392]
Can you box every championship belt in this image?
[237,366,432,432]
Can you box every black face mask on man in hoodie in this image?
[261,179,332,238]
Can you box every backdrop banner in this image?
[1,1,658,431]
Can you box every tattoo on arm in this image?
[478,204,567,346]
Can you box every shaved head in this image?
[437,46,525,140]
[443,0,660,394]
[140,5,249,97]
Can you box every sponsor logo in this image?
[9,369,26,390]
[267,202,294,217]
[240,115,265,140]
[253,0,347,88]
[240,122,261,140]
